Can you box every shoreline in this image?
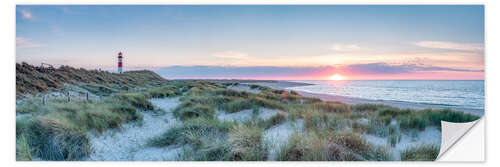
[244,80,484,116]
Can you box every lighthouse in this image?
[117,52,123,74]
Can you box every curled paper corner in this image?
[436,118,482,160]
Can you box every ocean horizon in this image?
[287,80,484,110]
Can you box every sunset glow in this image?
[328,74,347,81]
[16,5,484,80]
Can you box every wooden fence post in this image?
[67,92,71,102]
[42,95,46,105]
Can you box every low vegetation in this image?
[15,81,179,160]
[16,62,167,96]
[145,80,479,161]
[400,144,440,161]
[16,66,480,161]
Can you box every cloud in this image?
[345,63,483,75]
[414,41,484,52]
[212,51,251,59]
[329,43,361,51]
[16,37,41,48]
[155,66,333,79]
[154,63,482,79]
[19,9,33,20]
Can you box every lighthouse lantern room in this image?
[117,52,123,74]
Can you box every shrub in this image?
[219,99,254,113]
[419,109,479,127]
[155,118,234,161]
[188,140,232,161]
[388,133,402,147]
[228,124,266,160]
[249,84,260,89]
[267,112,287,128]
[108,101,142,122]
[329,131,370,154]
[149,118,235,148]
[16,135,32,161]
[183,96,232,107]
[401,144,440,161]
[277,132,375,161]
[173,102,215,120]
[399,114,426,131]
[79,84,118,96]
[16,117,30,137]
[351,103,386,112]
[377,107,401,117]
[313,101,350,113]
[115,93,154,110]
[366,121,389,137]
[16,98,43,113]
[250,97,284,110]
[303,110,327,130]
[145,85,181,98]
[211,89,249,98]
[70,107,127,133]
[277,132,312,161]
[24,116,90,160]
[148,126,186,147]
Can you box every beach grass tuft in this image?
[400,144,440,161]
[16,78,481,161]
[228,124,267,160]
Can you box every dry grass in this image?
[400,144,440,161]
[16,62,167,96]
[16,75,481,161]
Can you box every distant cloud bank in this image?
[154,63,483,80]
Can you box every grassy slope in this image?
[16,62,166,96]
[15,63,173,160]
[15,84,183,161]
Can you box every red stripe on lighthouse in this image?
[118,62,122,67]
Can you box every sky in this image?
[16,5,484,80]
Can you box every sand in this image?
[85,98,182,161]
[364,126,441,160]
[227,84,262,93]
[253,81,483,116]
[215,108,281,122]
[263,119,304,161]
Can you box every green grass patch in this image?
[16,134,32,161]
[16,96,144,160]
[173,101,215,120]
[115,93,154,110]
[401,144,440,161]
[312,101,350,113]
[228,124,266,160]
[144,85,182,98]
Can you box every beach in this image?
[239,80,484,116]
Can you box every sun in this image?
[328,74,347,81]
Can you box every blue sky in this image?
[16,5,484,80]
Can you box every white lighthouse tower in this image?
[117,51,123,74]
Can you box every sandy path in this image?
[85,98,182,161]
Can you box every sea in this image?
[288,80,484,110]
